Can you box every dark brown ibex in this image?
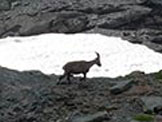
[58,52,101,84]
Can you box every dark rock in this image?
[87,27,122,37]
[155,115,162,122]
[20,19,52,36]
[120,29,162,52]
[150,0,162,6]
[154,106,162,115]
[0,1,162,121]
[50,12,89,33]
[98,5,151,29]
[110,79,135,95]
[0,66,162,122]
[0,0,11,11]
[0,0,156,40]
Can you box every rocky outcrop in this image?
[0,66,162,122]
[97,5,151,29]
[68,111,110,122]
[140,96,162,113]
[110,79,135,95]
[1,1,162,122]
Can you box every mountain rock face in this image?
[0,66,162,122]
[0,1,162,122]
[0,0,162,52]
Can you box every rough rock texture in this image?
[155,115,162,122]
[140,96,162,113]
[0,0,162,52]
[1,1,162,122]
[0,66,162,122]
[110,79,135,95]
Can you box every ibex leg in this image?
[67,73,72,84]
[80,73,87,81]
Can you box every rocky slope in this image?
[0,1,162,122]
[0,66,162,122]
[0,0,162,52]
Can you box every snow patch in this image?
[0,33,162,78]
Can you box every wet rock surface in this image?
[0,66,162,122]
[0,0,162,52]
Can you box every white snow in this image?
[0,33,162,78]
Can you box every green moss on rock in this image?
[133,114,154,122]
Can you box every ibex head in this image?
[95,52,101,67]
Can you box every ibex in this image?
[58,52,101,84]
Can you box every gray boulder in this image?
[140,96,162,113]
[68,111,110,122]
[0,0,11,11]
[50,12,89,33]
[110,79,135,95]
[150,0,162,5]
[98,5,151,29]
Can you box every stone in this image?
[154,115,162,122]
[98,5,151,29]
[110,79,135,95]
[150,0,162,5]
[0,0,11,11]
[69,111,110,122]
[154,106,162,115]
[20,19,52,36]
[140,96,162,113]
[50,12,88,33]
[0,63,162,122]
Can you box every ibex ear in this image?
[95,51,100,58]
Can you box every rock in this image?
[50,12,89,33]
[140,96,162,113]
[98,5,151,29]
[130,120,140,122]
[130,120,141,122]
[110,79,135,95]
[1,0,162,121]
[127,71,145,77]
[121,29,162,52]
[154,115,162,122]
[0,0,11,11]
[68,111,110,122]
[135,29,162,44]
[154,106,162,115]
[0,65,162,122]
[136,0,148,4]
[20,19,52,36]
[150,0,162,6]
[0,0,157,39]
[87,27,122,37]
